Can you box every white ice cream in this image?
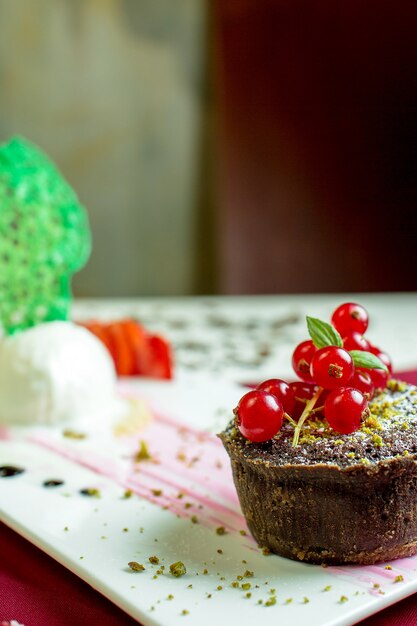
[0,321,126,425]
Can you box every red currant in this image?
[369,345,393,374]
[331,302,369,335]
[324,387,368,434]
[234,390,284,442]
[289,381,319,419]
[342,331,370,352]
[310,346,354,389]
[257,378,295,415]
[292,340,316,382]
[359,367,389,391]
[350,369,375,400]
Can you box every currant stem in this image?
[284,412,297,427]
[292,387,323,447]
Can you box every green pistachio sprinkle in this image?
[149,556,159,565]
[128,562,145,572]
[80,488,100,498]
[170,561,187,577]
[135,440,151,462]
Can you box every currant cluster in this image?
[234,302,392,444]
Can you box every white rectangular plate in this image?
[2,377,417,626]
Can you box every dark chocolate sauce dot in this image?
[43,479,64,488]
[0,465,25,477]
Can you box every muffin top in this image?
[220,380,417,469]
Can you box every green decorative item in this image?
[0,136,91,335]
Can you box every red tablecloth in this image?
[2,368,417,626]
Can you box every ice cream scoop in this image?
[0,321,126,425]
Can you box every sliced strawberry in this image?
[82,321,114,357]
[121,319,149,375]
[107,321,136,376]
[77,318,174,379]
[146,334,173,379]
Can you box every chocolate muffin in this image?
[219,380,417,565]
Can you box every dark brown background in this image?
[213,1,417,294]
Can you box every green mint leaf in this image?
[349,350,388,372]
[306,316,343,349]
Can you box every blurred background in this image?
[1,0,417,296]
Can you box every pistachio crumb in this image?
[303,597,310,604]
[394,575,404,583]
[216,526,226,535]
[339,595,348,603]
[149,556,160,565]
[135,440,151,462]
[122,489,133,499]
[167,594,174,600]
[246,592,252,598]
[285,598,293,605]
[385,565,392,570]
[170,561,187,577]
[128,561,145,572]
[63,429,86,440]
[151,489,162,496]
[241,583,251,591]
[217,585,223,591]
[191,515,198,524]
[181,609,189,616]
[265,596,276,607]
[323,585,332,592]
[80,488,100,498]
